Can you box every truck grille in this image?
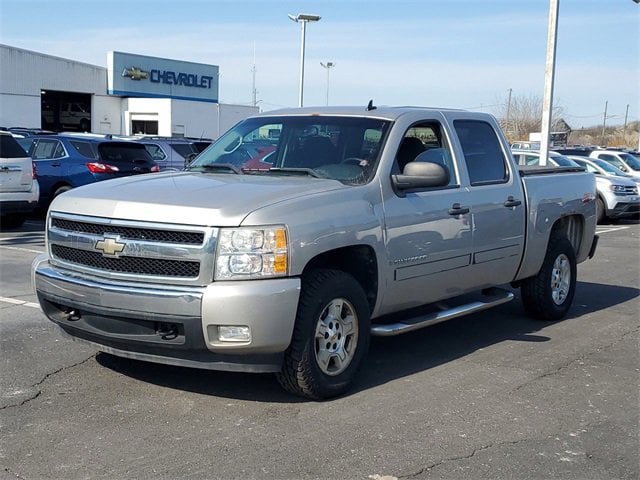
[47,213,217,286]
[52,244,200,277]
[51,218,205,244]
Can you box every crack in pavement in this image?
[397,421,607,480]
[398,441,498,479]
[1,354,96,410]
[510,326,639,394]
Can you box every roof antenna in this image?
[366,99,376,111]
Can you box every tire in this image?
[79,119,90,132]
[0,213,26,229]
[53,185,72,198]
[276,269,370,400]
[596,197,605,224]
[521,237,577,320]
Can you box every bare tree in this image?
[495,93,565,143]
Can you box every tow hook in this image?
[64,308,81,321]
[156,323,179,340]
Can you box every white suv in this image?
[0,131,39,228]
[589,150,640,175]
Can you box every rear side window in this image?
[454,120,508,186]
[170,143,196,157]
[144,144,166,160]
[32,139,65,159]
[70,141,97,159]
[0,134,28,158]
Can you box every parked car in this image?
[568,156,640,223]
[0,131,39,228]
[18,133,159,209]
[567,155,640,185]
[590,149,640,174]
[511,149,581,168]
[132,137,201,171]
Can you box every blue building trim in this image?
[108,90,219,103]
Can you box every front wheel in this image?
[521,237,577,320]
[276,269,370,400]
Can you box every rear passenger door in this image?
[452,119,525,287]
[31,138,67,200]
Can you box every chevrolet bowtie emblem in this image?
[95,236,126,257]
[121,66,149,80]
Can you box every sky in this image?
[1,0,638,128]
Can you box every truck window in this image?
[395,123,457,186]
[454,120,508,186]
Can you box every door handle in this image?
[449,203,470,215]
[504,196,522,208]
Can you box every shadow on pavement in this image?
[96,280,638,403]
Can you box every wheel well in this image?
[550,215,584,255]
[302,245,378,313]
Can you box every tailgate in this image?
[0,135,34,192]
[97,142,156,174]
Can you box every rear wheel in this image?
[277,269,370,400]
[521,237,577,320]
[596,197,606,224]
[53,185,72,199]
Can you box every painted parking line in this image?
[0,296,40,309]
[0,245,44,254]
[596,226,631,234]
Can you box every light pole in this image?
[288,13,321,107]
[320,61,335,106]
[539,0,559,166]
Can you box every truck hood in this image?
[49,171,346,226]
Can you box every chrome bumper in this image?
[33,255,301,372]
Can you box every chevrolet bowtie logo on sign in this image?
[95,236,126,257]
[121,67,149,80]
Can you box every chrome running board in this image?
[370,287,514,337]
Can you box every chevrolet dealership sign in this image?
[108,51,219,102]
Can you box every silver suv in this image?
[0,131,39,228]
[569,156,640,223]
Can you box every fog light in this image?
[217,325,251,342]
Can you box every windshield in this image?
[619,153,640,170]
[550,154,579,167]
[188,116,391,184]
[592,158,627,176]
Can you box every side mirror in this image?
[391,161,450,195]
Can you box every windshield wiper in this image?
[266,167,324,178]
[191,163,243,174]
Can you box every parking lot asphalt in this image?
[0,218,638,480]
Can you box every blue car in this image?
[17,133,159,208]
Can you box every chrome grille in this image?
[48,212,217,286]
[52,245,200,277]
[51,217,204,244]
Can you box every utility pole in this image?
[506,88,513,139]
[320,62,335,106]
[251,43,258,107]
[289,13,321,107]
[539,0,559,166]
[601,100,608,146]
[623,103,629,145]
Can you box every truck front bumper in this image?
[33,255,301,373]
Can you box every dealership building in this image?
[0,44,258,138]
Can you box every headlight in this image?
[215,226,288,280]
[609,184,626,193]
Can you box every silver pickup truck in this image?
[33,106,598,399]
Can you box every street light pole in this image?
[539,0,559,166]
[320,62,335,106]
[288,13,321,107]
